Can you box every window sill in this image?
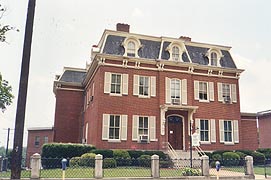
[138,95,150,98]
[109,93,122,96]
[200,141,211,145]
[224,142,234,145]
[199,100,210,103]
[108,139,121,143]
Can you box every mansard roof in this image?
[59,68,86,84]
[100,30,237,69]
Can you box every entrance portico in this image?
[160,105,198,151]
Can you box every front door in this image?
[168,116,183,150]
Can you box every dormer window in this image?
[172,46,180,61]
[206,49,223,67]
[211,52,218,66]
[123,37,141,58]
[127,41,136,57]
[166,42,184,61]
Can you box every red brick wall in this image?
[240,116,258,150]
[26,129,54,167]
[258,113,271,148]
[83,61,242,151]
[54,89,84,143]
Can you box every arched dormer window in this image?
[127,41,136,57]
[206,49,223,67]
[172,46,180,61]
[211,52,218,66]
[122,37,141,58]
[166,42,185,61]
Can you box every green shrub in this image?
[212,150,230,156]
[113,150,131,166]
[41,143,95,158]
[236,150,253,156]
[210,154,222,168]
[69,157,80,167]
[251,151,265,165]
[181,167,201,176]
[222,152,240,166]
[80,153,96,167]
[138,155,151,167]
[91,149,113,158]
[143,151,167,160]
[160,159,174,168]
[127,150,144,159]
[103,158,117,168]
[257,148,271,159]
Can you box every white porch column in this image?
[160,105,168,135]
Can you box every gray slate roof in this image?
[102,34,237,69]
[59,70,86,83]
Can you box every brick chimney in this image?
[179,36,191,42]
[116,23,130,33]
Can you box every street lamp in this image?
[190,119,193,168]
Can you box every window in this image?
[111,74,121,94]
[102,114,127,141]
[172,46,180,61]
[218,83,237,103]
[194,81,214,102]
[210,52,218,66]
[132,115,156,142]
[109,115,120,140]
[139,76,149,96]
[44,136,48,144]
[127,41,136,57]
[166,77,187,105]
[171,79,181,104]
[222,84,231,102]
[199,82,208,101]
[133,75,156,97]
[104,72,128,95]
[224,120,232,142]
[123,37,141,58]
[219,120,239,144]
[34,136,40,147]
[138,117,149,136]
[200,120,209,142]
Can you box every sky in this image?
[0,0,270,148]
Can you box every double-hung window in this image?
[224,120,232,142]
[34,136,40,147]
[109,115,120,140]
[44,136,48,144]
[138,117,149,136]
[200,120,209,142]
[210,52,218,66]
[219,120,239,144]
[104,72,128,95]
[127,41,136,57]
[139,76,149,96]
[218,83,237,103]
[102,114,127,141]
[133,75,156,97]
[194,81,214,102]
[111,74,121,94]
[171,79,181,104]
[199,82,208,101]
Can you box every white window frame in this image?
[139,76,149,97]
[199,81,208,101]
[199,119,210,143]
[110,73,122,94]
[219,119,239,144]
[122,37,142,58]
[166,77,187,105]
[172,46,180,61]
[194,81,214,102]
[133,75,156,98]
[104,72,129,96]
[109,115,121,140]
[170,79,181,105]
[102,114,128,142]
[206,49,223,67]
[195,118,216,144]
[166,42,184,61]
[34,136,40,147]
[132,115,156,142]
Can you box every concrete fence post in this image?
[95,154,103,179]
[151,154,159,178]
[245,156,254,178]
[31,153,41,179]
[201,155,209,176]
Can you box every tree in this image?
[0,3,19,42]
[0,73,14,112]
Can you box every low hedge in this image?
[257,148,271,159]
[222,152,240,166]
[138,155,151,167]
[251,151,265,165]
[91,149,113,158]
[103,158,117,168]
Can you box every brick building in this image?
[26,127,54,167]
[258,110,271,148]
[240,113,258,150]
[51,23,252,152]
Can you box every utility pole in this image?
[10,0,36,179]
[4,128,11,156]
